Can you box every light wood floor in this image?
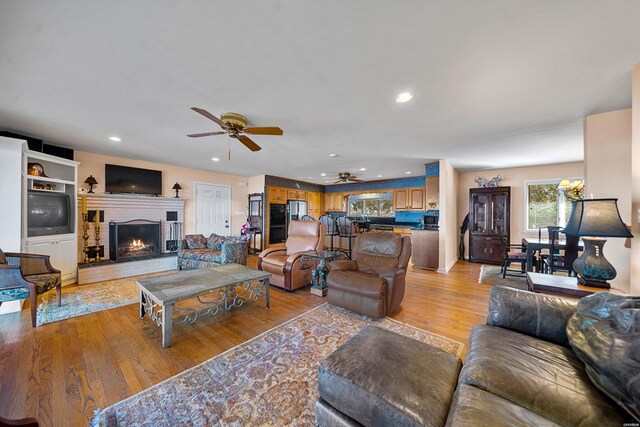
[0,257,491,426]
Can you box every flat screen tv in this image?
[105,164,162,196]
[27,191,72,236]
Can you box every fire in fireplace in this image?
[109,219,162,260]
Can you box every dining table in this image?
[521,237,583,272]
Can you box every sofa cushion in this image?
[318,325,461,427]
[327,270,385,298]
[24,273,60,294]
[445,384,561,427]
[260,254,288,275]
[460,324,628,426]
[185,234,207,249]
[179,248,223,264]
[207,233,226,250]
[567,292,640,421]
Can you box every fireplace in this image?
[109,219,162,260]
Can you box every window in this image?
[525,179,580,231]
[347,193,394,217]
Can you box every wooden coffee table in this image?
[136,264,271,347]
[526,272,606,298]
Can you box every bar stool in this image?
[336,216,357,259]
[319,215,339,251]
[301,215,315,221]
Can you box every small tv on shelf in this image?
[27,191,73,236]
[105,164,162,196]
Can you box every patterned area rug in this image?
[37,272,171,326]
[478,265,528,290]
[95,304,464,426]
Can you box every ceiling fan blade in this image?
[348,178,364,182]
[237,135,262,151]
[187,131,227,138]
[191,107,228,129]
[244,127,284,136]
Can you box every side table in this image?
[301,250,346,297]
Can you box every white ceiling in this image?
[1,1,640,183]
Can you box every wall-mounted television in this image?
[105,164,162,196]
[27,191,72,236]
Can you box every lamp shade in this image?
[172,183,182,190]
[84,175,98,185]
[563,199,633,238]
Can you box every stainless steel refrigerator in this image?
[287,200,307,224]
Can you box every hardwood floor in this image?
[0,257,491,426]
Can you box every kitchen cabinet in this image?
[325,192,345,211]
[393,187,425,211]
[267,186,287,203]
[468,186,510,264]
[287,189,306,201]
[24,235,77,284]
[307,191,322,219]
[426,176,439,209]
[412,229,439,270]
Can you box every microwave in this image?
[423,214,439,228]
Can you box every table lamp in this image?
[563,198,633,288]
[172,182,182,198]
[84,175,98,193]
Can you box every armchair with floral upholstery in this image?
[0,248,61,327]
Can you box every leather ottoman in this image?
[316,325,462,427]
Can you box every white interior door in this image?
[195,183,231,236]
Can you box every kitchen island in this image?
[411,228,439,270]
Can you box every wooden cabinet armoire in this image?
[469,186,511,264]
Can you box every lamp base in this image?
[573,237,614,289]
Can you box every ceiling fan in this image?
[188,107,283,153]
[332,172,363,184]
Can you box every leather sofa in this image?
[326,231,411,318]
[258,220,325,291]
[316,286,636,426]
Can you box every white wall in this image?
[583,109,633,293]
[0,137,23,251]
[0,137,25,314]
[457,162,584,258]
[632,63,640,296]
[438,160,459,272]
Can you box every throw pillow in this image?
[185,234,207,249]
[0,248,7,264]
[567,292,640,421]
[207,233,225,250]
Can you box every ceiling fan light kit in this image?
[188,107,283,157]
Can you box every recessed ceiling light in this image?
[405,171,412,174]
[359,168,367,171]
[377,174,383,178]
[211,157,220,162]
[108,136,122,142]
[329,153,338,157]
[320,173,327,177]
[395,92,414,103]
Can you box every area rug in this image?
[94,303,464,426]
[478,265,528,290]
[37,272,171,326]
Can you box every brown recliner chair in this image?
[327,231,411,318]
[258,221,326,291]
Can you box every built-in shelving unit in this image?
[22,149,79,284]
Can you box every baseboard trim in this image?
[437,256,459,274]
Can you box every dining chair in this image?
[498,232,527,278]
[535,225,563,271]
[543,230,579,276]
